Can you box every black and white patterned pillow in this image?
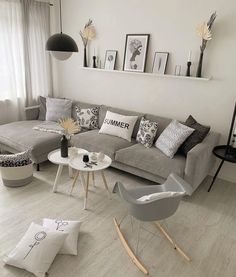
[136,117,158,148]
[75,106,99,130]
[0,150,32,167]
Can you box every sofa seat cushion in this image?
[115,144,186,179]
[0,121,62,162]
[71,129,136,160]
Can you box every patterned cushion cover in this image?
[0,150,32,167]
[75,106,99,130]
[155,120,194,158]
[136,117,158,148]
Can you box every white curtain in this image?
[0,0,51,121]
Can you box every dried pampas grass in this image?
[197,22,212,41]
[59,118,80,136]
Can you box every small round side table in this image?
[208,145,236,192]
[69,154,112,210]
[48,148,88,192]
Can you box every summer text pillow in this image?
[43,218,82,255]
[99,111,138,142]
[75,106,99,130]
[3,222,67,277]
[155,120,194,158]
[46,97,72,122]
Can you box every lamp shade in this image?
[46,33,78,52]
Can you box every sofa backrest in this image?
[99,105,144,138]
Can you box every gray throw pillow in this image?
[75,106,99,129]
[38,96,46,121]
[180,115,210,155]
[155,120,194,158]
[46,98,72,122]
[136,117,158,148]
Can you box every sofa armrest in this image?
[184,131,220,192]
[24,105,40,120]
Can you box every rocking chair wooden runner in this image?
[113,173,193,275]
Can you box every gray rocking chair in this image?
[113,173,193,275]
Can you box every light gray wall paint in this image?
[51,0,236,182]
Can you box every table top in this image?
[69,153,112,172]
[48,148,88,165]
[213,145,236,163]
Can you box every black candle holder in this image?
[92,56,97,68]
[186,61,191,77]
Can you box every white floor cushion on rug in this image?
[3,222,67,277]
[43,219,82,255]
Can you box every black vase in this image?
[60,135,68,158]
[83,47,88,67]
[196,51,204,78]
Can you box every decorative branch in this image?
[197,11,217,53]
[79,19,96,48]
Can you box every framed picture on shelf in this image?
[152,52,169,74]
[123,34,150,72]
[104,50,117,70]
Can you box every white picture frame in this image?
[152,52,169,74]
[104,50,117,70]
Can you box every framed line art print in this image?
[152,52,169,74]
[123,34,150,73]
[104,50,117,70]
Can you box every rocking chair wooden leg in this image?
[113,217,149,275]
[154,221,191,262]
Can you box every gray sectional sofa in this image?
[0,99,220,193]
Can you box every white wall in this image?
[52,0,236,182]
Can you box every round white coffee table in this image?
[48,148,88,192]
[69,153,112,210]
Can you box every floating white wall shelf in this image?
[81,67,212,81]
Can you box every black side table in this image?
[208,145,236,192]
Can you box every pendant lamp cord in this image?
[59,0,62,33]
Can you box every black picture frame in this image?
[123,34,150,73]
[104,50,117,70]
[152,52,169,74]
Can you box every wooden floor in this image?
[0,162,236,277]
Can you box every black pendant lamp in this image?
[46,0,78,60]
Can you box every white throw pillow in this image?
[99,111,138,142]
[43,218,82,255]
[46,97,72,122]
[137,191,185,202]
[3,222,67,277]
[155,120,194,158]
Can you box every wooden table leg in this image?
[208,159,225,192]
[52,164,63,193]
[83,172,90,210]
[92,171,96,187]
[70,170,80,196]
[101,170,111,199]
[68,166,73,178]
